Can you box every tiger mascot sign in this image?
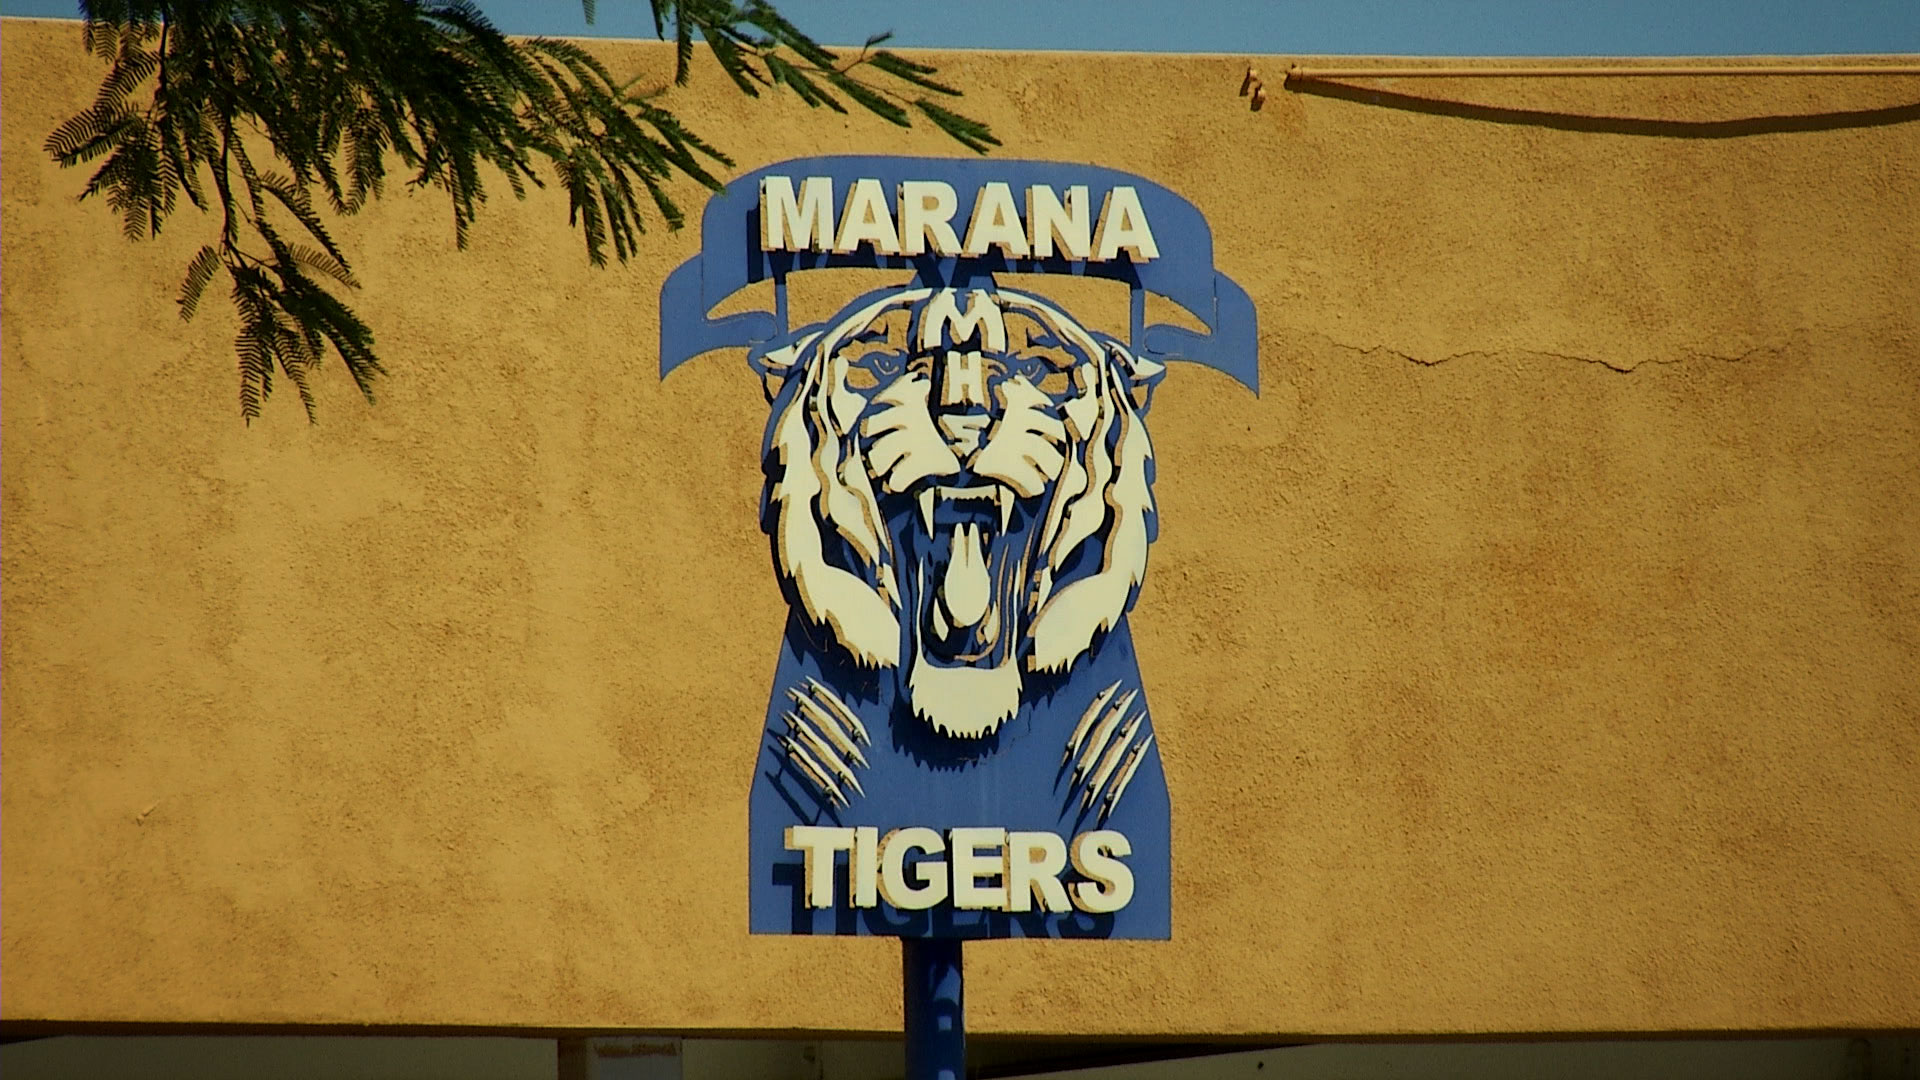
[661,157,1256,939]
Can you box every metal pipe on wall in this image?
[1285,63,1920,80]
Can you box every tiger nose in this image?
[934,350,992,456]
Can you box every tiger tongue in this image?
[940,522,992,627]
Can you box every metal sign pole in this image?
[903,937,964,1080]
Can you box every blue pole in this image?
[903,937,964,1080]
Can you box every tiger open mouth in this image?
[895,480,1038,737]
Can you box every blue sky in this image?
[3,1,1917,55]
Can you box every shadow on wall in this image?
[1284,76,1920,138]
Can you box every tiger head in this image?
[756,287,1163,739]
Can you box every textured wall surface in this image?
[3,18,1917,1036]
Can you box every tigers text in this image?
[783,825,1135,914]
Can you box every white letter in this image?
[879,827,949,910]
[898,180,962,256]
[1092,186,1158,263]
[949,827,1007,910]
[916,289,1007,353]
[760,176,834,252]
[1069,830,1134,914]
[852,825,880,908]
[785,824,855,908]
[1027,184,1090,260]
[834,177,902,255]
[1006,831,1073,913]
[961,182,1030,258]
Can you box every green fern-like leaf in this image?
[177,244,223,320]
[913,98,1003,154]
[54,0,996,421]
[286,243,358,288]
[869,52,962,97]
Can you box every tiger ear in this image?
[1109,343,1165,415]
[749,332,822,404]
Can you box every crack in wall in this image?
[1320,338,1778,373]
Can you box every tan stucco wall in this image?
[4,18,1917,1036]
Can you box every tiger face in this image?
[757,287,1162,739]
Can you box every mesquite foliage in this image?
[46,1,997,420]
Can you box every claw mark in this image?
[804,677,871,745]
[780,734,848,807]
[1083,713,1142,810]
[1058,685,1157,819]
[1100,733,1153,823]
[784,710,866,798]
[789,688,870,768]
[1074,689,1136,783]
[779,680,874,806]
[1063,681,1122,766]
